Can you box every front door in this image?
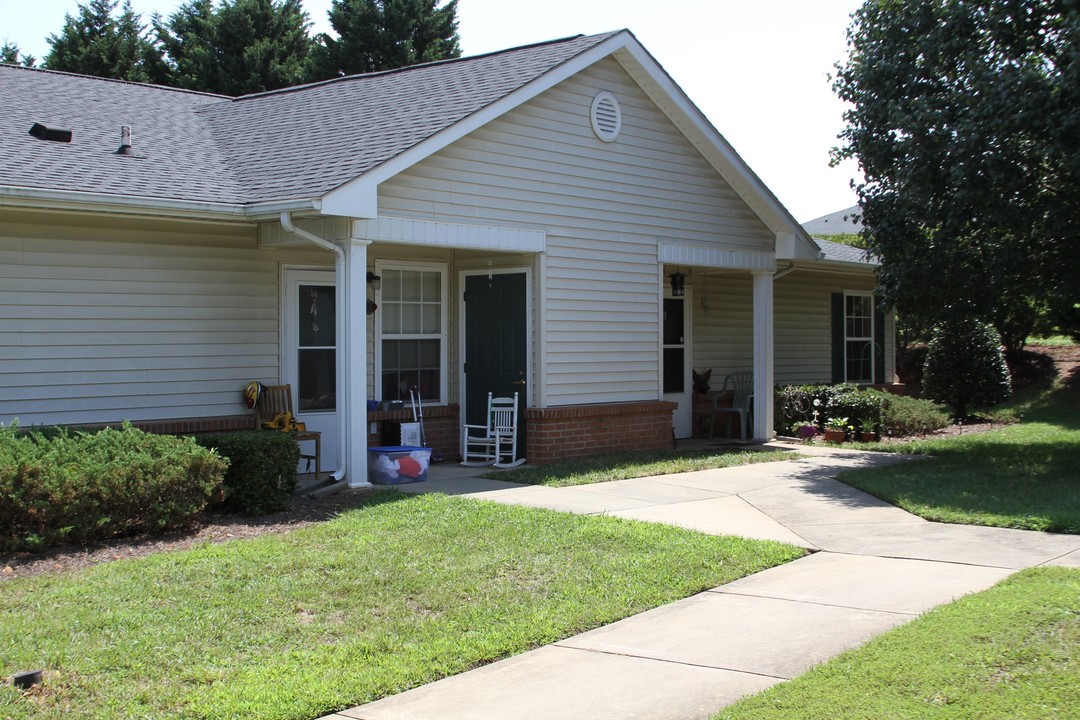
[283,269,338,472]
[663,294,692,438]
[463,271,528,449]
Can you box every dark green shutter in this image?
[831,293,844,383]
[874,302,886,384]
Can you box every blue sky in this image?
[3,0,865,221]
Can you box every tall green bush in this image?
[0,423,226,552]
[922,319,1012,418]
[195,431,301,515]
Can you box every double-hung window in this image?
[376,262,447,404]
[844,293,875,384]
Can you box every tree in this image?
[312,0,460,79]
[43,0,164,82]
[833,1,1080,350]
[156,0,312,95]
[922,319,1011,419]
[2,41,37,67]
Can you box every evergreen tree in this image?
[156,0,313,95]
[922,319,1011,419]
[43,0,164,82]
[1,42,37,68]
[312,0,460,79]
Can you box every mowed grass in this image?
[716,566,1080,720]
[838,382,1080,533]
[491,447,799,487]
[0,492,803,720]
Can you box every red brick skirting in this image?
[524,401,677,465]
[57,415,257,435]
[367,404,460,460]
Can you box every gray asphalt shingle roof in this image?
[0,32,618,206]
[814,236,875,265]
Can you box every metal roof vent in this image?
[116,125,133,155]
[590,91,621,142]
[29,123,72,143]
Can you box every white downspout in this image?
[279,212,349,484]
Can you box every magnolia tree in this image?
[833,0,1080,351]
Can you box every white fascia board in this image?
[0,185,322,222]
[321,32,637,210]
[659,241,776,272]
[611,43,821,261]
[353,216,545,253]
[0,185,248,221]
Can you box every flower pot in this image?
[823,429,846,443]
[860,431,879,442]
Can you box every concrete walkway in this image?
[321,446,1080,720]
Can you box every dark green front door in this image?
[464,272,527,446]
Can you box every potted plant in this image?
[823,417,852,443]
[858,418,879,442]
[792,421,818,442]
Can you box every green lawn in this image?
[715,566,1080,720]
[0,492,802,720]
[839,382,1080,533]
[488,447,799,487]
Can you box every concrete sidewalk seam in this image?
[549,642,791,681]
[708,588,921,618]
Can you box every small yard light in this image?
[669,272,686,297]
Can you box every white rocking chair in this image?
[461,392,526,468]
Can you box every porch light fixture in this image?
[366,271,381,290]
[669,272,686,297]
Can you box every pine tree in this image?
[156,0,313,95]
[1,42,37,68]
[44,0,164,82]
[312,0,460,79]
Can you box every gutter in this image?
[0,186,321,222]
[279,212,349,488]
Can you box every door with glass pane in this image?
[283,269,338,472]
[662,294,692,438]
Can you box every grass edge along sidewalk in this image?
[0,492,803,720]
[715,566,1080,720]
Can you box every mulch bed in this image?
[5,345,1077,582]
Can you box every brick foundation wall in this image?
[524,401,677,465]
[367,404,460,461]
[56,415,257,435]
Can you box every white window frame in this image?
[844,291,875,385]
[374,260,449,405]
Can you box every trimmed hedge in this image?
[194,431,300,515]
[0,423,226,552]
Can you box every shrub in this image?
[923,319,1012,418]
[775,383,882,435]
[869,390,950,436]
[195,431,300,515]
[0,423,226,552]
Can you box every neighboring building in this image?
[0,31,894,485]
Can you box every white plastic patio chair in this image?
[709,371,754,441]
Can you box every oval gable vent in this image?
[590,91,621,142]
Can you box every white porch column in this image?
[752,270,775,440]
[344,237,372,488]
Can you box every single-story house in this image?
[0,30,895,486]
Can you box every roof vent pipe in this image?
[116,125,133,155]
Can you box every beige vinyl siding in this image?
[691,269,890,387]
[0,211,329,426]
[378,58,773,406]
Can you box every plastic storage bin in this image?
[368,446,431,484]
